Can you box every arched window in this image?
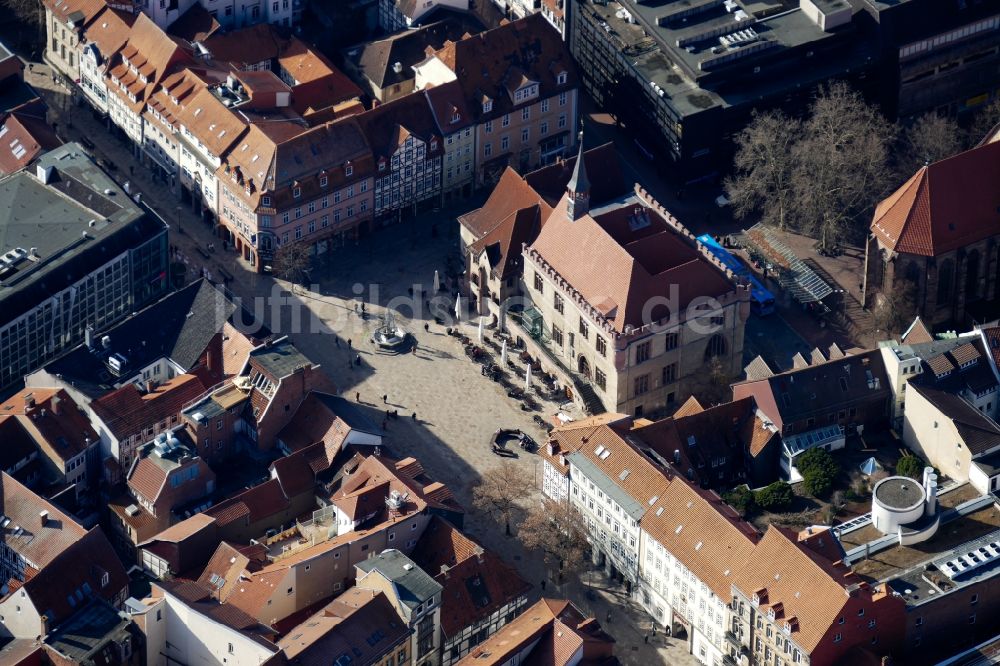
[937,259,954,306]
[966,250,981,301]
[705,334,727,361]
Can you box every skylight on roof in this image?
[594,445,605,456]
[675,525,683,534]
[695,542,703,551]
[619,469,630,481]
[648,495,659,505]
[599,449,611,460]
[655,507,664,516]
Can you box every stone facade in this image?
[863,234,1000,331]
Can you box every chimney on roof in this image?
[23,393,35,410]
[440,564,450,577]
[145,379,156,394]
[673,449,680,464]
[474,546,484,564]
[51,394,60,416]
[39,510,49,527]
[85,325,95,351]
[393,62,402,74]
[546,440,556,456]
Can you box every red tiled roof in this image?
[871,141,1000,256]
[91,374,207,440]
[411,516,531,636]
[0,472,87,571]
[2,389,98,465]
[0,111,61,175]
[733,526,874,653]
[432,14,577,124]
[205,478,293,527]
[641,478,758,599]
[529,192,734,333]
[18,527,128,627]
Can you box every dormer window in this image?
[292,186,301,198]
[319,174,328,187]
[345,163,353,177]
[262,195,271,206]
[451,112,460,124]
[482,99,493,113]
[378,159,386,172]
[430,139,437,151]
[557,72,567,85]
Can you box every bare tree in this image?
[272,240,312,285]
[471,461,533,537]
[728,83,893,251]
[895,113,963,179]
[519,499,590,583]
[725,111,802,231]
[792,83,894,251]
[967,99,1000,147]
[695,356,731,407]
[1,0,42,26]
[869,276,918,339]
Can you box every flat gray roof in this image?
[568,452,645,521]
[0,143,163,326]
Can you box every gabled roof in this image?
[900,316,934,345]
[459,167,549,240]
[0,111,61,175]
[0,472,87,570]
[224,118,370,201]
[871,140,1000,257]
[411,516,531,636]
[743,355,775,381]
[529,190,734,333]
[277,391,381,453]
[277,588,408,665]
[461,598,614,666]
[17,527,128,628]
[431,14,577,123]
[909,383,1000,456]
[2,389,98,465]
[167,3,220,43]
[40,279,237,399]
[108,13,192,113]
[0,417,40,475]
[204,477,296,527]
[91,373,206,440]
[278,37,361,114]
[175,86,246,158]
[347,19,482,90]
[733,526,876,653]
[564,423,672,517]
[44,0,106,27]
[356,549,442,610]
[524,143,627,209]
[353,91,441,161]
[640,478,758,599]
[157,580,280,647]
[743,350,890,425]
[81,7,136,61]
[424,79,474,134]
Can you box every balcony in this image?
[725,631,741,648]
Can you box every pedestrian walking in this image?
[643,634,649,644]
[361,303,366,314]
[411,412,417,421]
[355,391,360,402]
[383,394,388,404]
[411,343,417,354]
[355,354,361,366]
[424,322,430,333]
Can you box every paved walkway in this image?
[25,60,695,665]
